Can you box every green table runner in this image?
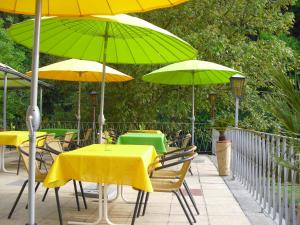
[117,133,167,154]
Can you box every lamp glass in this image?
[89,91,97,106]
[230,75,245,97]
[208,93,217,105]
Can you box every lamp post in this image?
[230,74,245,128]
[89,91,97,144]
[208,92,217,121]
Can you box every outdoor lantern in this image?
[208,92,217,120]
[89,91,97,106]
[230,74,245,97]
[230,74,246,128]
[89,91,97,143]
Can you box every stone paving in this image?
[0,150,252,225]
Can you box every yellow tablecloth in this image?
[44,144,158,192]
[128,130,162,134]
[0,131,47,146]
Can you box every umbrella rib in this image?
[129,26,176,63]
[13,20,70,51]
[126,25,168,63]
[105,0,113,14]
[136,24,194,57]
[76,0,82,16]
[13,0,17,12]
[135,0,145,11]
[110,24,119,62]
[114,23,137,64]
[117,23,153,64]
[61,22,97,57]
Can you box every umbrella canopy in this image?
[9,14,197,143]
[143,60,239,85]
[142,60,240,145]
[8,14,197,65]
[0,63,51,88]
[0,0,187,16]
[27,59,133,144]
[26,59,133,82]
[0,63,51,130]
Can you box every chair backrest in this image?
[83,128,92,144]
[154,145,197,189]
[62,132,74,149]
[181,133,192,148]
[46,140,64,161]
[18,141,45,178]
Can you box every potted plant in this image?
[212,115,234,176]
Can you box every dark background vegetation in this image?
[0,0,299,134]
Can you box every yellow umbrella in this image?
[0,0,187,16]
[27,59,133,145]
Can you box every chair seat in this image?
[152,169,180,178]
[151,178,180,192]
[36,172,47,183]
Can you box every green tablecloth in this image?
[117,133,167,154]
[39,128,78,138]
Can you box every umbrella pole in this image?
[0,73,7,171]
[27,0,42,224]
[3,72,7,131]
[39,87,43,121]
[192,73,195,146]
[98,23,109,144]
[77,82,81,145]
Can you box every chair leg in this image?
[8,180,28,219]
[142,192,150,216]
[173,191,193,225]
[189,167,193,176]
[26,182,40,209]
[55,188,63,225]
[42,188,49,202]
[16,155,21,175]
[137,191,145,217]
[73,180,80,211]
[131,191,142,225]
[78,181,87,209]
[183,180,199,215]
[179,188,196,223]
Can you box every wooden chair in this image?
[45,140,87,210]
[16,133,55,175]
[131,149,196,225]
[151,146,199,215]
[8,141,63,225]
[79,128,92,146]
[61,132,75,151]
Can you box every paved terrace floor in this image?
[0,151,252,225]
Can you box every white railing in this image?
[213,128,300,225]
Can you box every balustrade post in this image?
[277,137,283,225]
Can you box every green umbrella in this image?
[142,60,240,145]
[9,14,197,142]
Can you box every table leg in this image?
[0,146,14,173]
[107,185,120,203]
[103,185,118,225]
[120,186,135,204]
[68,185,103,225]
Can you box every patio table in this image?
[44,144,158,225]
[0,131,46,172]
[39,128,78,138]
[117,133,167,154]
[127,130,162,134]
